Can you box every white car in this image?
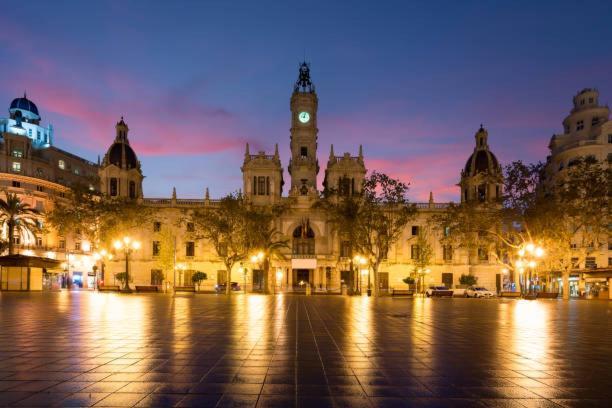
[425,286,453,297]
[466,286,495,298]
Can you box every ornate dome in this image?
[463,126,500,176]
[464,150,499,174]
[9,93,40,121]
[106,142,138,169]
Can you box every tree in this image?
[402,276,416,292]
[250,227,289,293]
[526,157,610,298]
[410,227,434,293]
[47,185,152,251]
[318,172,416,296]
[156,226,176,286]
[192,271,207,289]
[356,172,416,296]
[190,193,255,295]
[0,192,41,255]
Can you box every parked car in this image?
[425,285,453,297]
[215,282,241,293]
[466,286,496,298]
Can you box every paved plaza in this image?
[0,293,610,407]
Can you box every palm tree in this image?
[0,192,41,255]
[255,228,289,294]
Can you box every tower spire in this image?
[329,144,334,160]
[274,143,279,160]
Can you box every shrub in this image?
[114,272,133,283]
[402,277,416,285]
[192,271,208,284]
[459,274,477,286]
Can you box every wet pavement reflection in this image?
[0,292,610,407]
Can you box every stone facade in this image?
[1,68,609,295]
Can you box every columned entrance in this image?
[293,269,311,291]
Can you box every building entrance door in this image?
[252,269,264,292]
[442,273,453,288]
[293,269,310,291]
[378,272,389,294]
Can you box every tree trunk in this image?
[226,264,232,296]
[264,258,270,294]
[372,263,380,297]
[8,221,14,255]
[562,269,570,300]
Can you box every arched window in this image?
[292,225,315,255]
[477,185,486,202]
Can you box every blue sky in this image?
[1,0,611,201]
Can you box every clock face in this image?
[298,111,310,123]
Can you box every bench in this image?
[99,285,120,292]
[500,291,521,298]
[135,285,160,293]
[391,289,414,297]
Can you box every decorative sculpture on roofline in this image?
[294,61,315,93]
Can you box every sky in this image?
[1,0,611,202]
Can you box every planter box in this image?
[135,285,160,293]
[99,285,120,292]
[536,292,559,299]
[500,291,521,298]
[174,286,195,293]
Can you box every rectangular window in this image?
[411,244,420,259]
[478,247,488,261]
[340,240,351,258]
[576,120,584,131]
[608,258,612,267]
[592,117,600,126]
[37,130,41,140]
[571,257,579,268]
[58,160,65,170]
[443,245,453,261]
[608,134,612,144]
[443,226,451,237]
[585,257,596,269]
[36,237,43,247]
[153,221,161,232]
[109,178,118,196]
[12,181,20,188]
[36,185,44,192]
[13,236,20,245]
[186,241,195,257]
[411,225,420,236]
[28,129,32,137]
[74,168,80,175]
[152,241,160,257]
[75,241,81,251]
[59,239,66,249]
[257,176,266,196]
[11,149,23,158]
[12,162,21,172]
[300,146,308,157]
[187,222,194,232]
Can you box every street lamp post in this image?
[250,252,264,292]
[113,236,141,293]
[515,242,544,296]
[353,255,369,296]
[93,249,113,291]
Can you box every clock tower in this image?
[289,62,319,195]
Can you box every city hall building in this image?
[0,65,610,296]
